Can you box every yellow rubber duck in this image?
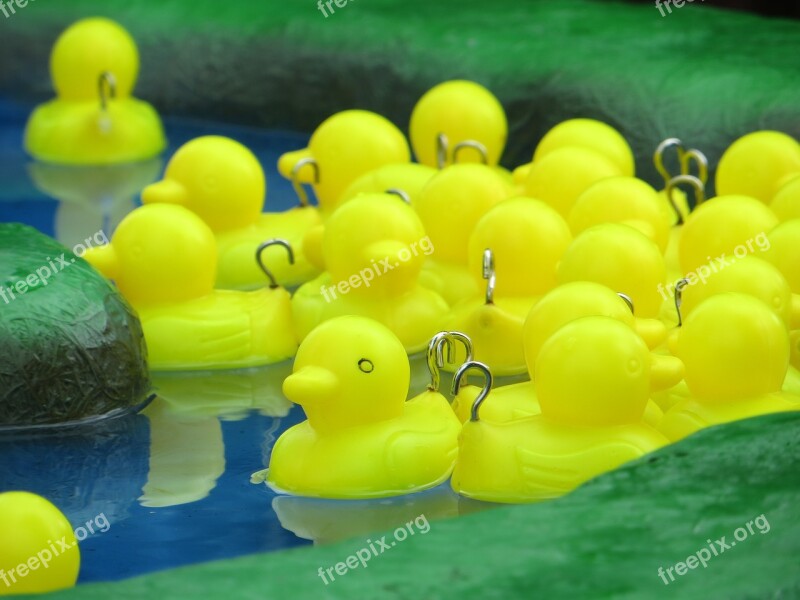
[558,223,670,335]
[679,194,779,275]
[451,318,670,503]
[453,282,681,425]
[291,193,449,353]
[716,131,800,203]
[770,174,800,221]
[267,316,461,499]
[142,136,321,289]
[301,163,438,272]
[409,80,507,169]
[413,164,514,305]
[512,118,634,185]
[83,203,297,371]
[277,110,410,217]
[445,197,572,376]
[25,17,166,165]
[659,294,798,442]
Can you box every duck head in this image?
[82,203,217,306]
[535,316,653,426]
[277,110,410,214]
[50,18,138,101]
[413,164,513,265]
[283,316,410,434]
[675,293,789,403]
[468,197,571,299]
[142,136,265,232]
[762,220,800,329]
[770,174,800,222]
[409,80,507,169]
[557,223,667,318]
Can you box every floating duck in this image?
[413,164,513,305]
[512,118,634,185]
[266,316,461,498]
[142,136,321,289]
[660,294,798,441]
[770,174,800,222]
[445,197,572,376]
[558,223,669,332]
[83,203,297,371]
[569,176,670,252]
[451,318,670,503]
[277,110,410,217]
[291,194,449,353]
[25,18,166,165]
[0,491,80,593]
[409,80,507,169]
[678,194,780,275]
[716,131,800,203]
[521,147,621,219]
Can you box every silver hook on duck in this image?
[483,248,496,305]
[97,71,117,133]
[290,158,320,208]
[665,174,706,226]
[451,361,493,422]
[256,239,295,289]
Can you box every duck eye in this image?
[358,359,374,373]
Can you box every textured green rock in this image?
[0,224,149,427]
[43,412,800,599]
[2,1,800,191]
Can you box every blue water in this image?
[0,98,471,584]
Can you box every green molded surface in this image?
[2,0,800,189]
[42,412,800,599]
[0,224,149,426]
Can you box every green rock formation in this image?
[0,224,149,427]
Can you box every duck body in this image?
[268,392,460,498]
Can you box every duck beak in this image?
[277,149,315,182]
[141,179,188,207]
[83,244,119,280]
[283,366,338,406]
[650,353,684,392]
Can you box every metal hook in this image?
[385,188,411,204]
[680,148,709,186]
[452,140,489,165]
[451,361,493,422]
[290,158,319,208]
[98,71,117,113]
[674,278,689,327]
[483,248,495,305]
[665,174,706,226]
[618,292,635,314]
[445,330,475,393]
[436,133,449,169]
[255,239,294,289]
[426,332,452,392]
[654,138,684,187]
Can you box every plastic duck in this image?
[678,194,779,275]
[660,294,798,441]
[558,223,669,333]
[301,163,438,272]
[716,131,800,203]
[25,18,166,165]
[445,197,572,376]
[409,80,507,169]
[83,203,298,371]
[521,147,620,219]
[266,316,461,498]
[277,110,411,217]
[512,118,634,185]
[770,174,800,222]
[569,176,670,252]
[291,194,449,353]
[451,318,670,503]
[0,491,80,593]
[413,164,514,305]
[142,136,321,289]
